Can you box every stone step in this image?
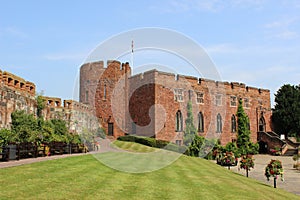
[283,149,298,156]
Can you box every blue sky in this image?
[0,0,299,107]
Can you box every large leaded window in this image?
[215,94,222,106]
[230,96,237,107]
[196,92,204,104]
[244,98,250,108]
[174,89,184,102]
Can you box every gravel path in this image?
[226,155,300,196]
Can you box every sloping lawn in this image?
[0,141,298,200]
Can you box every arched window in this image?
[216,113,222,133]
[175,110,183,132]
[104,85,107,99]
[198,112,204,132]
[259,116,265,132]
[231,114,236,133]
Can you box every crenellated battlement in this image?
[0,70,36,96]
[128,69,269,95]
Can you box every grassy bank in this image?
[0,141,298,199]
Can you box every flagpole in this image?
[131,40,134,71]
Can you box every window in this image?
[104,85,107,99]
[174,89,184,102]
[231,115,236,133]
[244,98,250,108]
[85,90,89,102]
[216,113,222,133]
[175,110,183,132]
[215,94,222,106]
[175,140,182,146]
[230,96,237,107]
[196,92,204,104]
[198,112,204,132]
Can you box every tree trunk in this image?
[246,169,249,177]
[274,176,277,188]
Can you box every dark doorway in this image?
[259,116,266,132]
[108,123,114,136]
[258,141,268,154]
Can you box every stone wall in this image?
[0,69,36,128]
[42,96,99,134]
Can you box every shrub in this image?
[265,159,284,181]
[156,140,170,148]
[117,135,137,142]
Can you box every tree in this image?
[272,84,300,139]
[36,93,46,118]
[236,99,258,155]
[236,99,251,154]
[11,110,39,142]
[0,129,13,146]
[183,101,197,146]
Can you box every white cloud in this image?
[264,17,299,40]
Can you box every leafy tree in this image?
[11,110,39,142]
[0,129,13,146]
[36,93,46,118]
[183,101,197,146]
[236,99,252,155]
[272,84,300,139]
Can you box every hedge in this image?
[117,135,187,154]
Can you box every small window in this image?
[196,92,204,104]
[175,140,182,146]
[231,115,236,133]
[230,96,237,107]
[174,89,184,102]
[85,90,89,102]
[198,112,204,132]
[215,94,222,106]
[216,113,222,133]
[104,85,107,99]
[175,110,183,132]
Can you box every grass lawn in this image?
[0,141,299,200]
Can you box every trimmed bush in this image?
[117,135,186,153]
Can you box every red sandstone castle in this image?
[80,60,272,146]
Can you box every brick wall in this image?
[80,60,272,146]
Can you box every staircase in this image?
[257,131,299,156]
[284,148,298,156]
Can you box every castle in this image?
[1,60,297,154]
[80,60,272,146]
[0,69,98,135]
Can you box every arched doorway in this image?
[259,116,266,132]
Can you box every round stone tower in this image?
[79,61,105,108]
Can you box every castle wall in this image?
[0,70,36,129]
[80,60,272,146]
[93,61,130,138]
[42,96,99,134]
